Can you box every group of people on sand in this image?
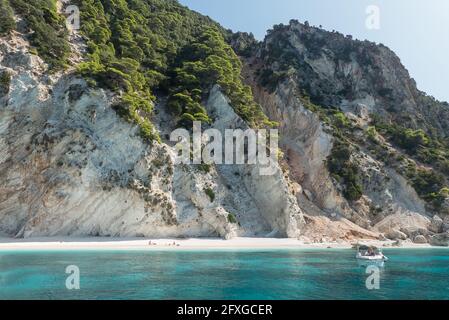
[148,241,180,247]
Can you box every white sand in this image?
[0,237,436,251]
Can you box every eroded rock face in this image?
[247,76,346,216]
[243,59,430,241]
[259,20,449,138]
[205,85,305,238]
[0,33,304,239]
[0,35,182,237]
[237,20,442,243]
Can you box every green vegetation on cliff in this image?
[10,0,70,70]
[4,0,270,142]
[373,117,449,177]
[327,140,363,201]
[0,0,15,36]
[406,164,448,211]
[0,70,11,96]
[204,187,215,202]
[297,93,448,209]
[75,0,271,141]
[227,213,238,224]
[169,28,272,127]
[369,116,449,212]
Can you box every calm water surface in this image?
[0,249,448,300]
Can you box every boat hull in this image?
[356,253,388,267]
[357,259,385,268]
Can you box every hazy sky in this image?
[179,0,449,103]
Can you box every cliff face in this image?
[1,4,448,244]
[0,31,303,239]
[255,21,449,137]
[236,20,449,243]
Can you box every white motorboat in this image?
[356,245,388,267]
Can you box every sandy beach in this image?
[0,237,436,251]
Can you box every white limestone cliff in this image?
[0,32,304,239]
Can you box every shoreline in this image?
[0,237,440,251]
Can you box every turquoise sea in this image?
[0,249,448,300]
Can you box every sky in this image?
[179,0,449,103]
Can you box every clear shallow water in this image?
[0,249,448,300]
